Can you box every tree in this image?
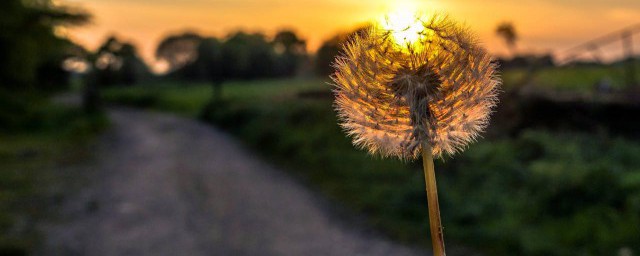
[156,32,203,73]
[0,0,90,91]
[496,22,518,56]
[273,30,307,77]
[89,36,149,87]
[119,43,149,86]
[194,38,224,101]
[222,32,277,79]
[315,26,369,76]
[0,0,91,125]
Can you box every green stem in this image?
[422,141,446,256]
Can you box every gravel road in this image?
[39,108,426,256]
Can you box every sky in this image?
[59,0,640,71]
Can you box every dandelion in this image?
[332,12,500,256]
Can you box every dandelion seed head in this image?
[332,13,500,160]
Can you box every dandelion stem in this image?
[422,141,446,256]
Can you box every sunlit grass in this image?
[104,63,639,114]
[534,65,632,91]
[504,62,640,92]
[103,78,329,116]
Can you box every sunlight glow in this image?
[380,2,426,48]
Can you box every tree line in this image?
[0,0,367,93]
[0,0,559,95]
[87,27,374,88]
[0,0,369,124]
[0,0,89,93]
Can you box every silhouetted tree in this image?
[315,26,369,77]
[156,32,203,73]
[89,36,148,87]
[120,44,148,86]
[82,36,148,112]
[157,30,309,90]
[496,22,518,56]
[0,0,90,91]
[194,38,224,101]
[273,30,307,77]
[222,32,277,79]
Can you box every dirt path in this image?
[39,108,426,256]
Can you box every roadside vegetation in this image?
[0,1,108,253]
[103,70,640,255]
[0,95,107,254]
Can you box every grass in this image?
[203,88,640,255]
[503,62,640,92]
[103,78,326,117]
[0,100,107,255]
[103,70,640,255]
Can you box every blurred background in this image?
[1,0,639,255]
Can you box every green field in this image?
[498,63,639,92]
[0,101,107,254]
[103,79,327,116]
[103,75,640,255]
[104,63,640,110]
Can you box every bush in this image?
[204,97,640,256]
[103,79,640,255]
[0,90,108,134]
[0,91,47,132]
[0,97,107,254]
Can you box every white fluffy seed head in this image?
[332,14,500,160]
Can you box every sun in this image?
[380,3,425,46]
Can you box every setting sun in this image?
[380,1,426,47]
[59,0,639,67]
[381,10,424,46]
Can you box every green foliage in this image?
[87,36,150,87]
[0,90,106,133]
[104,78,640,255]
[0,91,48,132]
[505,62,640,92]
[158,30,308,83]
[0,0,89,91]
[102,79,327,117]
[273,30,307,77]
[208,98,640,256]
[440,131,640,255]
[533,64,633,91]
[222,32,278,79]
[156,32,203,73]
[0,102,107,255]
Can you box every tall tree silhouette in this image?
[83,36,148,112]
[194,38,224,101]
[222,32,276,79]
[496,22,518,56]
[0,0,90,91]
[315,25,369,76]
[273,30,307,76]
[156,32,203,73]
[90,36,148,87]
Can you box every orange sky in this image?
[60,0,640,71]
